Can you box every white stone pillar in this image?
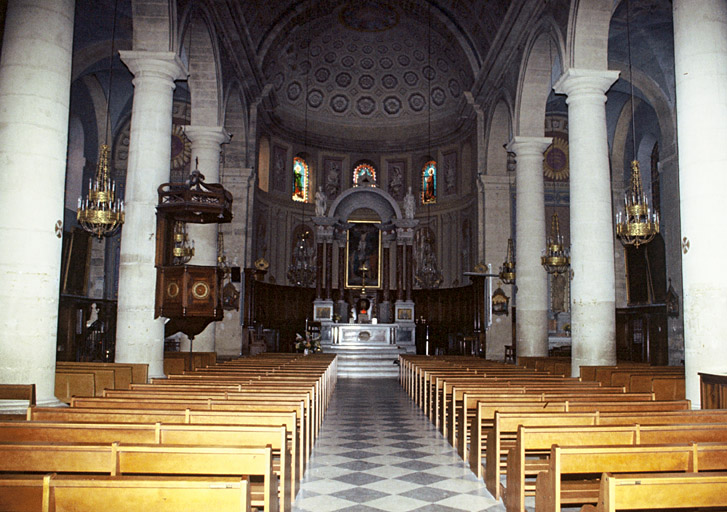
[117,51,185,379]
[555,68,619,377]
[0,0,74,407]
[182,125,230,353]
[507,137,551,358]
[673,0,727,407]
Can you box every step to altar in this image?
[322,342,415,378]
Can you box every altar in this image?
[331,323,398,345]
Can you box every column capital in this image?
[183,125,231,147]
[506,136,552,157]
[554,68,620,100]
[120,51,187,83]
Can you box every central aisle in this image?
[293,378,505,512]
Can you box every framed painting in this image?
[345,221,381,289]
[397,307,413,321]
[314,305,333,321]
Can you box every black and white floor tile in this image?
[293,378,507,512]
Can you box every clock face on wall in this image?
[170,123,191,171]
[543,137,569,181]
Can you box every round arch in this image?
[327,187,403,225]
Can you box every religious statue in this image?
[314,186,327,216]
[404,186,415,219]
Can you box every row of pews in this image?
[0,353,337,512]
[399,355,727,512]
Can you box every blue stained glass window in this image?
[293,156,309,202]
[353,163,377,187]
[421,160,437,204]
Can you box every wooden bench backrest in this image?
[54,371,95,403]
[596,471,727,512]
[0,443,275,512]
[0,384,35,406]
[57,362,138,389]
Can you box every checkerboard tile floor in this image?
[293,378,507,512]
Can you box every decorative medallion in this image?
[360,57,374,70]
[359,74,375,89]
[403,71,418,86]
[398,54,410,66]
[255,257,270,271]
[380,57,393,69]
[381,74,398,89]
[448,78,462,98]
[191,281,210,300]
[341,55,355,68]
[308,89,324,108]
[422,65,436,80]
[362,45,373,54]
[408,93,426,112]
[356,96,376,115]
[330,94,350,113]
[336,72,352,87]
[543,137,570,181]
[383,96,402,115]
[413,49,425,61]
[324,52,336,64]
[315,67,330,82]
[287,81,302,101]
[166,282,180,299]
[431,87,446,106]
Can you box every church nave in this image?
[294,378,504,512]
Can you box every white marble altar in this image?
[332,323,398,344]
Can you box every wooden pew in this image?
[57,361,149,387]
[629,373,685,400]
[580,471,727,512]
[54,370,95,403]
[534,442,727,512]
[473,408,727,485]
[0,384,35,407]
[0,442,277,512]
[0,474,251,512]
[502,423,727,512]
[452,389,653,457]
[27,406,299,505]
[0,420,291,511]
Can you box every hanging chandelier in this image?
[541,213,570,275]
[414,230,443,289]
[615,160,659,247]
[614,0,659,248]
[77,144,125,238]
[287,229,316,287]
[499,238,516,284]
[172,220,194,265]
[76,0,124,238]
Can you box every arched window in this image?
[421,160,437,204]
[353,163,376,187]
[292,156,309,202]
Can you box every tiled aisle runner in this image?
[293,378,506,512]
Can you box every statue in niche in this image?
[388,164,404,200]
[314,186,327,216]
[403,186,415,219]
[325,160,341,198]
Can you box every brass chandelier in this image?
[77,144,125,238]
[614,0,659,248]
[541,213,570,275]
[76,0,124,238]
[615,160,659,247]
[499,238,516,284]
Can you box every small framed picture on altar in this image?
[314,305,333,321]
[397,307,413,321]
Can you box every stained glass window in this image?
[292,156,309,202]
[353,163,377,187]
[421,160,437,204]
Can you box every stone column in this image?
[325,242,333,300]
[380,242,392,322]
[555,68,620,377]
[0,0,74,407]
[182,125,230,353]
[673,0,727,407]
[507,137,551,359]
[396,243,404,301]
[117,51,186,379]
[405,244,414,301]
[315,240,324,300]
[336,237,347,320]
